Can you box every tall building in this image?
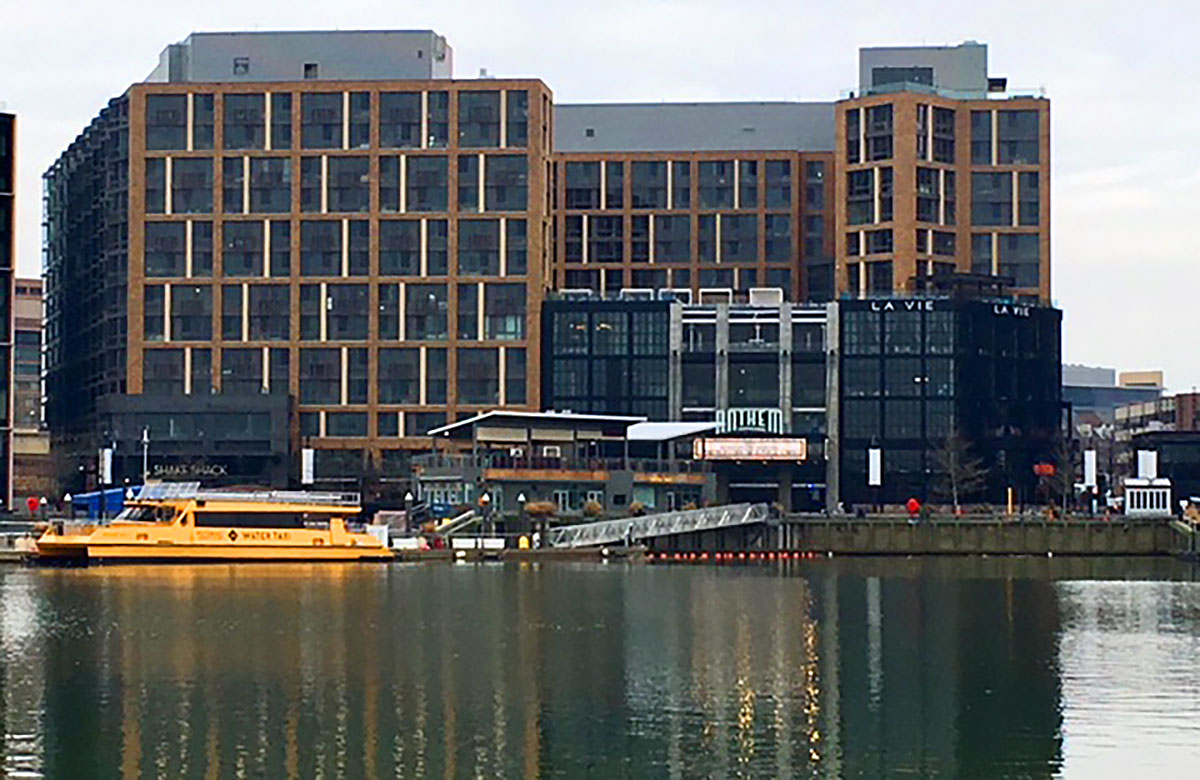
[837,43,1050,301]
[43,32,1053,493]
[44,31,551,491]
[0,109,14,508]
[12,278,53,500]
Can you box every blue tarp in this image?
[71,487,140,520]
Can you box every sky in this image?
[2,0,1198,389]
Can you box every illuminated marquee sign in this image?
[693,438,807,461]
[715,408,785,435]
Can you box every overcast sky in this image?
[2,0,1198,389]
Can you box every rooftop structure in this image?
[147,30,452,83]
[859,41,990,98]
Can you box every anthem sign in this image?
[715,408,785,435]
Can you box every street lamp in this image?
[141,426,149,484]
[479,492,492,536]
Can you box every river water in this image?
[1,558,1198,778]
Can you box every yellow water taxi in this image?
[34,483,393,563]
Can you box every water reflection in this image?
[0,559,1197,777]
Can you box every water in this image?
[1,558,1199,778]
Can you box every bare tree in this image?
[1038,436,1077,517]
[931,430,988,514]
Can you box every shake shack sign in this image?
[151,462,229,478]
[716,408,785,435]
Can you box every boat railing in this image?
[137,482,360,507]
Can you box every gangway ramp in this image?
[547,503,769,549]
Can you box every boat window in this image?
[193,512,326,529]
[114,506,176,522]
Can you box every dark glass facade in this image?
[0,112,13,507]
[837,299,1061,506]
[541,300,670,418]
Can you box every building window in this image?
[765,214,791,263]
[303,63,319,79]
[378,414,400,437]
[506,219,527,275]
[845,109,861,164]
[932,230,956,256]
[222,221,263,276]
[271,93,292,150]
[407,156,448,212]
[223,157,245,214]
[933,107,956,163]
[378,348,420,404]
[146,159,166,213]
[380,157,401,212]
[916,167,938,223]
[249,285,290,340]
[221,348,263,395]
[300,157,321,213]
[505,348,527,405]
[631,161,667,209]
[298,348,340,404]
[971,172,1013,226]
[222,284,243,340]
[146,95,187,150]
[327,412,367,437]
[698,215,716,262]
[506,90,529,148]
[971,233,993,275]
[999,233,1040,287]
[301,93,342,149]
[1019,172,1039,226]
[328,157,369,212]
[327,284,368,339]
[631,216,650,262]
[427,91,450,148]
[653,215,689,263]
[249,158,290,213]
[868,261,892,294]
[380,220,420,275]
[721,214,758,262]
[699,268,733,288]
[458,220,501,275]
[144,285,165,341]
[380,92,421,148]
[998,110,1039,164]
[605,162,624,209]
[223,94,264,150]
[458,91,501,147]
[172,158,213,214]
[405,284,448,340]
[738,160,758,208]
[426,348,447,404]
[406,411,446,437]
[866,229,892,255]
[170,285,213,340]
[143,349,184,395]
[485,284,525,340]
[458,155,479,212]
[698,161,734,208]
[300,221,340,275]
[866,104,892,160]
[427,220,449,274]
[917,104,929,161]
[269,221,290,275]
[485,155,527,211]
[671,161,691,209]
[457,283,478,340]
[915,229,929,254]
[589,216,623,263]
[765,160,791,208]
[192,95,214,150]
[565,162,600,209]
[193,222,213,276]
[971,111,992,164]
[730,362,779,407]
[145,222,185,277]
[378,285,400,339]
[878,167,893,222]
[348,92,370,149]
[945,171,956,225]
[847,170,873,225]
[846,231,862,257]
[457,348,499,404]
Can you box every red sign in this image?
[1033,463,1056,476]
[26,496,39,513]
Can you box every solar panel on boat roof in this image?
[135,482,359,506]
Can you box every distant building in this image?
[1062,364,1162,428]
[12,278,53,501]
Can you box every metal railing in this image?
[136,482,361,507]
[414,453,711,475]
[548,503,769,548]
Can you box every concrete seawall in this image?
[649,517,1189,556]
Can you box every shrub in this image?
[583,500,604,518]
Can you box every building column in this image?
[715,304,730,413]
[668,302,684,421]
[779,302,793,433]
[824,301,841,514]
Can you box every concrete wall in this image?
[147,31,452,83]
